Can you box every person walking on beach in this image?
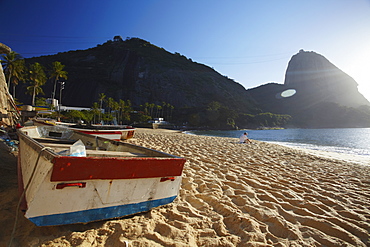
[239,132,252,144]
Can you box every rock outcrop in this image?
[15,40,370,128]
[284,49,369,107]
[247,50,370,127]
[19,38,257,115]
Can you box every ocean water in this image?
[186,128,370,157]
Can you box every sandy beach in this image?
[1,128,370,246]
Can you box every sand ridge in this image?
[1,129,370,246]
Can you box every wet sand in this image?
[1,128,369,246]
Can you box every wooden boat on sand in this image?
[31,118,56,127]
[17,125,186,226]
[32,118,135,141]
[67,124,135,141]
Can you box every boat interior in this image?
[19,126,172,158]
[34,137,148,157]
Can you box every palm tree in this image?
[169,104,174,120]
[118,99,126,124]
[144,102,150,115]
[155,105,162,118]
[26,63,47,105]
[107,97,115,114]
[98,93,106,122]
[112,101,120,123]
[124,100,132,123]
[50,61,68,101]
[9,59,25,98]
[1,51,23,91]
[91,102,100,124]
[149,103,155,118]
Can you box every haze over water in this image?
[187,128,370,158]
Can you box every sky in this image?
[1,0,370,102]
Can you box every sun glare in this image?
[342,49,370,102]
[275,89,296,99]
[281,89,296,98]
[358,83,370,102]
[350,66,370,102]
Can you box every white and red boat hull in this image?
[17,126,185,226]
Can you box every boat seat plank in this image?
[40,143,73,148]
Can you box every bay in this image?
[185,128,370,157]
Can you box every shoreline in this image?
[183,128,370,166]
[1,128,369,246]
[284,145,370,166]
[260,140,370,166]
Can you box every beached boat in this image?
[31,118,57,127]
[31,119,135,141]
[67,124,135,141]
[17,125,186,226]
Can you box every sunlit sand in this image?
[1,128,369,246]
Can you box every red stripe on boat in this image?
[50,157,186,182]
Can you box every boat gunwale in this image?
[18,126,183,159]
[17,126,186,182]
[18,130,57,162]
[68,124,134,130]
[50,156,185,181]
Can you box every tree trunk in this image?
[6,68,12,91]
[52,78,57,99]
[12,84,16,99]
[32,87,36,106]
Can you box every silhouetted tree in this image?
[1,51,23,91]
[26,63,47,105]
[50,61,68,101]
[98,93,106,122]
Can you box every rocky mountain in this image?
[247,50,370,128]
[19,38,257,114]
[16,39,370,128]
[284,50,369,107]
